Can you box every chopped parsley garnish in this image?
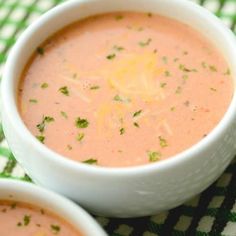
[175,86,182,94]
[115,15,124,20]
[51,224,61,234]
[36,135,45,143]
[77,133,85,142]
[59,86,69,96]
[23,215,31,226]
[148,151,161,162]
[90,85,100,90]
[36,116,55,133]
[83,159,97,165]
[11,202,17,209]
[159,136,168,148]
[120,128,125,135]
[113,45,125,51]
[209,65,217,72]
[114,95,123,102]
[113,94,131,103]
[60,111,68,119]
[18,215,31,226]
[40,209,45,215]
[133,122,140,128]
[160,83,167,88]
[164,70,171,77]
[106,54,116,60]
[179,64,197,73]
[41,83,48,89]
[182,74,189,81]
[210,87,217,92]
[36,47,44,55]
[173,58,179,63]
[224,68,231,75]
[139,38,152,47]
[162,56,169,65]
[75,117,89,128]
[29,99,38,103]
[133,110,142,117]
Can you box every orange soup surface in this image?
[0,201,82,235]
[18,12,233,167]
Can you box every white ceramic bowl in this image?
[0,179,107,235]
[1,0,236,218]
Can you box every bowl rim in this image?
[1,0,236,176]
[0,179,107,235]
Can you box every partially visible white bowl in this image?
[1,0,236,218]
[0,179,107,236]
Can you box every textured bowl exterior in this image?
[1,0,236,217]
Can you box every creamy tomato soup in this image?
[0,201,81,235]
[18,12,233,167]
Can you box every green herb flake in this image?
[23,215,31,226]
[77,133,85,142]
[113,45,125,51]
[175,86,182,94]
[17,222,22,227]
[148,151,161,162]
[115,15,124,20]
[210,87,217,92]
[90,85,100,90]
[120,128,125,135]
[36,136,45,143]
[106,54,116,60]
[40,209,45,215]
[75,117,89,129]
[133,110,142,117]
[51,224,61,234]
[209,65,217,72]
[36,116,54,133]
[113,95,131,103]
[11,203,17,209]
[164,70,171,77]
[139,38,152,47]
[41,83,48,89]
[133,122,140,128]
[36,47,44,55]
[224,68,231,76]
[162,56,168,64]
[83,159,97,165]
[29,99,38,104]
[159,136,168,148]
[182,74,189,81]
[59,86,69,96]
[60,111,68,119]
[160,82,167,88]
[173,58,179,63]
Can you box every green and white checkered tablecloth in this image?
[1,0,236,235]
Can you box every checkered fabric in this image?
[1,0,236,235]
